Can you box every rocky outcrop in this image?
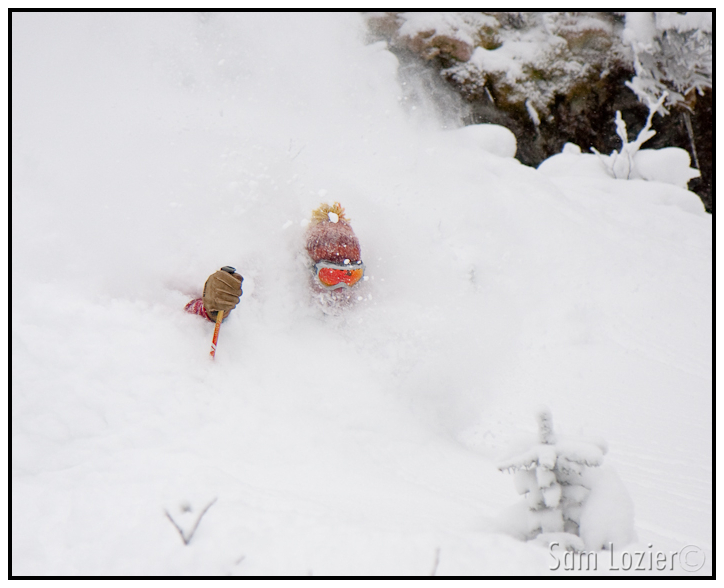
[365,12,712,212]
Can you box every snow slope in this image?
[11,13,712,576]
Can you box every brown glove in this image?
[202,268,243,320]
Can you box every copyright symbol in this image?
[679,545,705,572]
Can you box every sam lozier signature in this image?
[549,542,706,573]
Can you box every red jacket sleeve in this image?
[185,298,212,321]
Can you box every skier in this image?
[185,202,363,321]
[305,202,365,294]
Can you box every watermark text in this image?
[549,542,705,573]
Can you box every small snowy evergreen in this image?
[498,407,635,552]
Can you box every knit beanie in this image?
[305,202,361,264]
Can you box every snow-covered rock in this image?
[537,151,611,180]
[631,147,700,188]
[448,123,517,158]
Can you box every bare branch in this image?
[165,497,218,546]
[431,547,441,576]
[165,510,190,545]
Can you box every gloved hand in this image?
[202,268,243,320]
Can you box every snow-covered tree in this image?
[623,12,711,176]
[623,12,712,113]
[498,407,608,543]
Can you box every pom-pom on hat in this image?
[305,202,361,264]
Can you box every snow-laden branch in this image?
[591,92,667,179]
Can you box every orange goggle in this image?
[314,261,365,289]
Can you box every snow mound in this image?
[537,150,610,179]
[448,123,518,158]
[631,147,700,188]
[579,466,637,551]
[539,143,701,191]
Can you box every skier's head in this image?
[306,202,364,290]
[305,202,361,265]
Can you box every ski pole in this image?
[210,309,224,359]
